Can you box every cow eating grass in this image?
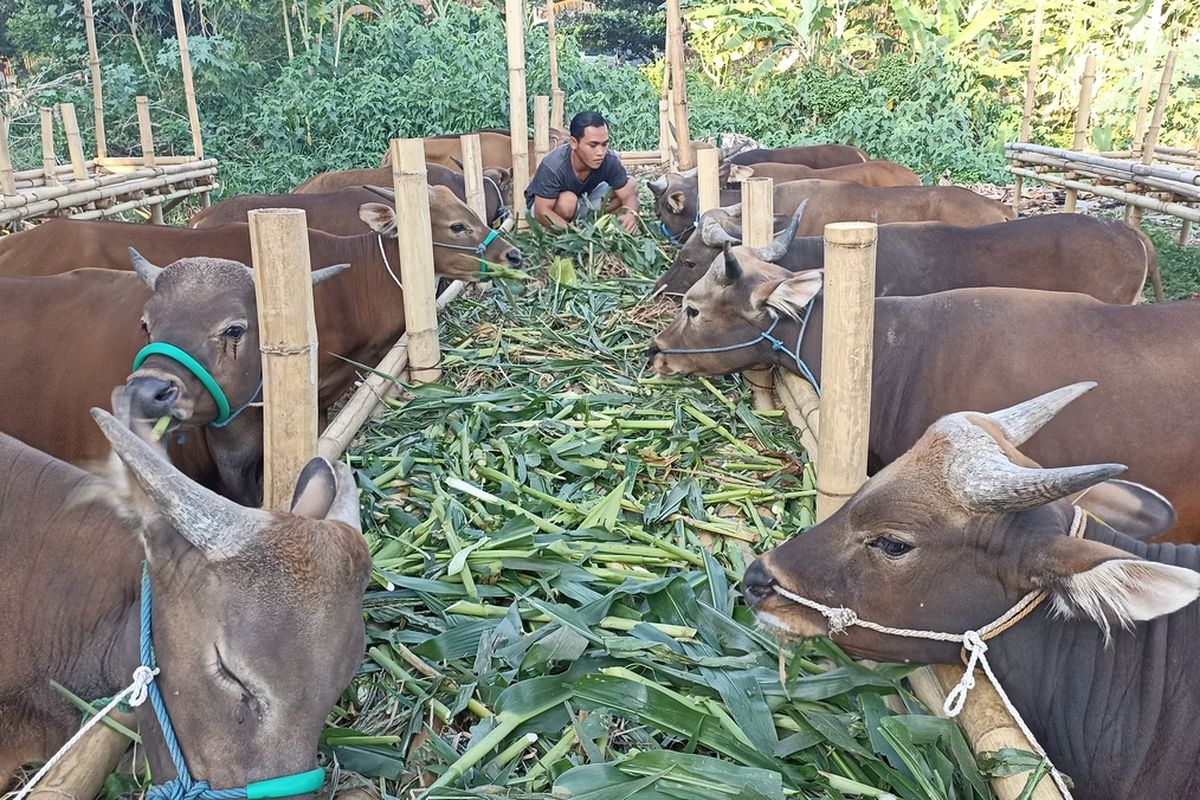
[0,390,370,794]
[742,382,1200,799]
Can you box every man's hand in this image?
[615,207,639,234]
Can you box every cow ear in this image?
[755,270,823,318]
[1070,480,1177,542]
[1039,536,1200,638]
[358,202,397,237]
[727,164,754,183]
[666,191,687,214]
[290,458,337,519]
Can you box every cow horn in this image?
[951,446,1126,513]
[363,184,394,201]
[725,203,742,219]
[312,263,352,284]
[986,381,1097,446]
[90,406,272,559]
[722,241,742,282]
[753,200,806,262]
[648,175,668,197]
[700,214,740,247]
[129,248,164,289]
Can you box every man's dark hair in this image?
[569,111,608,140]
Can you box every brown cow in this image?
[0,256,345,505]
[0,185,521,280]
[290,163,512,224]
[0,402,370,791]
[380,129,568,173]
[743,383,1200,800]
[647,247,1200,540]
[728,144,868,168]
[655,210,1155,304]
[722,160,921,188]
[190,187,386,234]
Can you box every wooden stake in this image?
[460,133,489,223]
[1180,137,1199,246]
[658,98,673,167]
[697,147,720,214]
[741,177,776,411]
[1132,0,1165,154]
[1064,55,1096,213]
[1013,0,1044,216]
[59,103,89,181]
[534,95,550,167]
[25,711,137,800]
[665,0,694,170]
[390,138,441,384]
[172,0,205,158]
[39,108,59,187]
[815,222,877,522]
[505,0,530,228]
[546,0,564,130]
[246,209,319,510]
[1130,49,1177,228]
[82,0,107,158]
[136,96,156,168]
[0,109,15,196]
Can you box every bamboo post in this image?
[665,0,694,170]
[39,107,60,187]
[1131,0,1165,155]
[247,209,319,510]
[697,147,720,214]
[741,177,776,411]
[1181,136,1199,246]
[815,222,877,522]
[25,711,137,800]
[172,0,205,158]
[546,0,564,131]
[1012,0,1044,216]
[82,0,106,158]
[658,98,673,167]
[59,103,89,181]
[0,109,15,196]
[505,0,530,228]
[136,96,156,168]
[534,95,550,167]
[390,138,441,384]
[1064,55,1096,213]
[1129,49,1177,229]
[460,134,489,223]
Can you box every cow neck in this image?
[311,233,408,408]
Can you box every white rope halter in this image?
[377,235,403,289]
[772,506,1086,799]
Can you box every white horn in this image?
[987,381,1097,446]
[753,200,806,262]
[700,214,740,247]
[129,248,164,289]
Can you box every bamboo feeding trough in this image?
[0,0,216,227]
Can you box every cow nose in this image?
[742,559,775,605]
[505,249,523,266]
[645,344,662,364]
[125,375,180,420]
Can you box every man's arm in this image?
[609,177,640,234]
[533,195,572,229]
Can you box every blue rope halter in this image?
[660,209,700,245]
[431,229,500,276]
[655,298,821,396]
[138,565,326,800]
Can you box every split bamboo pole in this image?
[534,95,550,167]
[24,711,137,800]
[317,280,466,461]
[658,98,673,166]
[665,0,694,170]
[82,0,107,158]
[1063,55,1096,213]
[247,208,319,510]
[1007,166,1199,221]
[0,161,218,211]
[39,108,58,187]
[775,373,820,468]
[697,147,720,214]
[172,0,205,158]
[67,183,213,221]
[815,222,877,522]
[1006,152,1200,199]
[1007,143,1200,186]
[741,177,776,412]
[136,97,156,168]
[460,134,489,223]
[1130,49,1177,228]
[1180,137,1199,246]
[59,103,89,182]
[1012,0,1045,216]
[546,0,564,130]
[505,0,530,228]
[0,109,15,196]
[1131,0,1165,155]
[390,138,441,384]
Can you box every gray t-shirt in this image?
[524,144,629,209]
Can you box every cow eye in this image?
[451,222,467,233]
[686,306,699,318]
[684,260,696,270]
[223,324,246,341]
[869,536,912,558]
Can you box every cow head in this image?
[655,202,806,296]
[648,241,822,377]
[125,250,348,433]
[648,172,701,240]
[357,185,522,281]
[90,397,371,791]
[483,167,514,222]
[743,382,1200,664]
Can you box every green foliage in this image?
[558,0,665,61]
[1141,221,1200,300]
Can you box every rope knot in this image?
[824,607,858,635]
[147,778,213,800]
[128,665,160,707]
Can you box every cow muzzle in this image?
[125,373,189,426]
